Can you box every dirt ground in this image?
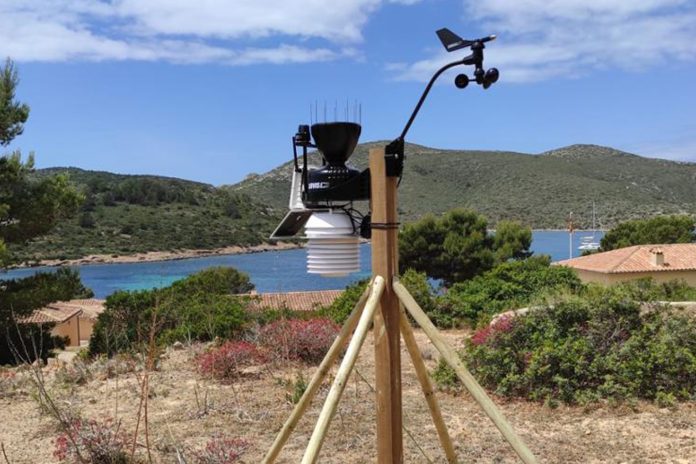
[1,329,694,463]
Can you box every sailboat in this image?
[578,201,600,251]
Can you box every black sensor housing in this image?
[295,122,370,206]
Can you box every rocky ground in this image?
[1,329,694,463]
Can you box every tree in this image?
[0,58,84,363]
[0,58,30,146]
[600,215,695,251]
[399,209,532,286]
[493,220,533,262]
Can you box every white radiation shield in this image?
[304,211,360,277]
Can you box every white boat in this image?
[578,202,600,251]
[578,236,600,251]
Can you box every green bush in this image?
[320,278,369,324]
[320,271,435,326]
[89,267,253,356]
[454,286,696,404]
[399,268,436,316]
[590,277,696,302]
[434,256,581,328]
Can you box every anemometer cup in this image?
[454,74,469,89]
[311,122,362,166]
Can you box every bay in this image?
[1,230,603,298]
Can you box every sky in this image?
[1,0,695,185]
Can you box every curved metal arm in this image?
[398,57,468,142]
[385,56,471,161]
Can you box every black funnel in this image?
[311,122,361,166]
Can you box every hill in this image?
[9,168,281,263]
[230,143,696,229]
[9,144,696,262]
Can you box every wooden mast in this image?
[369,146,403,462]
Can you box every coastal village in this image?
[2,2,696,463]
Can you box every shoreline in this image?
[10,229,602,270]
[11,242,304,269]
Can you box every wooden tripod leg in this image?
[399,309,458,464]
[394,281,539,464]
[262,279,374,464]
[301,276,386,464]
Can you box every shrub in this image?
[90,267,253,356]
[53,417,131,464]
[435,255,581,327]
[197,341,264,382]
[194,436,250,464]
[320,278,368,324]
[431,358,460,393]
[259,318,340,364]
[400,268,437,316]
[0,368,30,398]
[55,360,92,387]
[459,286,696,404]
[285,372,308,404]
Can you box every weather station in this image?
[264,28,538,464]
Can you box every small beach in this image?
[12,241,302,269]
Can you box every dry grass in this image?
[1,329,695,463]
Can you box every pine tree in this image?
[0,58,30,146]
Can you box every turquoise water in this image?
[1,230,602,298]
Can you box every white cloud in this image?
[394,0,696,82]
[0,0,416,65]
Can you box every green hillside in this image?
[231,143,696,229]
[9,143,696,263]
[9,168,281,263]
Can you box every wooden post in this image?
[302,277,386,464]
[263,280,374,464]
[394,281,539,464]
[399,310,458,464]
[369,147,403,463]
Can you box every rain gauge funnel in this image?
[310,122,361,165]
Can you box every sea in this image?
[1,230,603,298]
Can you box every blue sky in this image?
[2,0,695,185]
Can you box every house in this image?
[554,243,696,286]
[240,290,343,312]
[20,299,105,347]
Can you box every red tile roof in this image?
[19,299,105,324]
[20,305,82,324]
[240,290,344,312]
[554,243,696,274]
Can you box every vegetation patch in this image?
[434,285,696,405]
[89,267,253,356]
[600,215,695,251]
[12,168,282,263]
[259,318,340,364]
[197,341,265,383]
[436,255,582,327]
[53,417,131,464]
[193,436,250,464]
